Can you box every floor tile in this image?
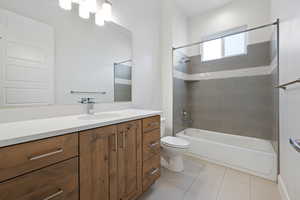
[250,176,281,200]
[182,155,206,177]
[161,166,197,191]
[217,168,251,200]
[139,178,186,200]
[184,161,226,200]
[139,156,281,200]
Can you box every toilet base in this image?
[161,154,184,172]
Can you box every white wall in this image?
[172,5,188,48]
[53,23,132,105]
[188,0,272,47]
[271,0,300,200]
[161,0,174,136]
[113,0,162,111]
[0,0,162,123]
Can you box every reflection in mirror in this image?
[114,60,132,102]
[0,0,132,108]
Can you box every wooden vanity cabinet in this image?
[0,115,160,200]
[117,120,143,200]
[141,116,161,192]
[79,120,143,200]
[0,133,79,200]
[0,134,78,183]
[0,158,79,200]
[79,125,119,200]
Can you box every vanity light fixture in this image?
[59,0,72,10]
[95,10,105,26]
[87,0,98,13]
[58,0,112,26]
[102,1,112,21]
[79,2,90,19]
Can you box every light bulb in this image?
[88,0,98,13]
[59,0,72,10]
[95,10,105,26]
[102,1,112,21]
[79,2,90,19]
[71,0,80,3]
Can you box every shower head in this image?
[180,57,191,64]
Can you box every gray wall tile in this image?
[173,40,278,143]
[185,76,273,140]
[173,78,189,133]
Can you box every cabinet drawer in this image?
[143,129,160,161]
[142,116,160,133]
[0,158,79,200]
[0,133,78,182]
[143,154,161,191]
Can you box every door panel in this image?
[117,120,142,200]
[80,125,118,200]
[0,8,54,107]
[273,0,300,199]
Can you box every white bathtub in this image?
[177,128,277,181]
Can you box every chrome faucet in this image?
[79,97,96,115]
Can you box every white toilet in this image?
[160,118,190,172]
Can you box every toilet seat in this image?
[161,136,190,149]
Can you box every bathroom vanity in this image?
[0,110,161,200]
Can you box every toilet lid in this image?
[161,136,190,149]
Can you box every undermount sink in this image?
[78,112,123,120]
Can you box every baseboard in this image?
[278,175,291,200]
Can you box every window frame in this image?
[201,25,248,62]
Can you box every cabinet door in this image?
[117,120,142,200]
[80,125,118,200]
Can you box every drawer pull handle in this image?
[290,138,300,153]
[114,133,118,152]
[149,142,160,148]
[149,168,160,176]
[43,189,63,200]
[123,132,126,149]
[29,148,63,161]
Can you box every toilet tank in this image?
[160,117,166,137]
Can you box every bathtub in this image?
[177,128,277,181]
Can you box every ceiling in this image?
[175,0,235,17]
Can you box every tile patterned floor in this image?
[139,156,281,200]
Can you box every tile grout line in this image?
[249,175,253,200]
[182,168,203,200]
[216,167,228,200]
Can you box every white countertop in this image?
[0,109,162,147]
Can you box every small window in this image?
[202,38,222,61]
[201,26,247,62]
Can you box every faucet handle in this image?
[78,97,97,104]
[78,97,88,104]
[86,98,96,104]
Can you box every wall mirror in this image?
[0,0,132,108]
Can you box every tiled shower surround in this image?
[173,40,278,144]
